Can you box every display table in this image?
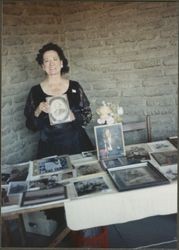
[1,140,177,247]
[65,181,177,230]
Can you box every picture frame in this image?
[168,136,178,149]
[151,150,177,166]
[94,123,126,160]
[31,155,72,178]
[73,176,111,197]
[46,94,71,125]
[101,157,141,170]
[21,185,67,206]
[28,174,61,190]
[126,144,150,161]
[107,161,170,192]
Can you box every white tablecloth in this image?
[64,181,177,230]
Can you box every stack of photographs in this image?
[107,162,170,192]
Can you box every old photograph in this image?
[8,181,28,195]
[101,157,141,170]
[76,162,103,176]
[148,140,176,152]
[126,145,150,161]
[46,95,71,125]
[108,162,169,191]
[151,150,178,166]
[74,176,110,197]
[94,123,126,160]
[32,155,72,177]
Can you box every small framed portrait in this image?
[94,123,126,160]
[108,162,169,192]
[46,94,71,125]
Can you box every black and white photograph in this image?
[151,150,178,166]
[32,155,72,177]
[147,140,176,152]
[82,150,97,158]
[74,176,110,197]
[108,162,169,191]
[94,123,126,160]
[8,181,28,195]
[28,174,61,190]
[126,145,150,161]
[46,95,71,125]
[76,162,103,176]
[21,185,67,206]
[2,161,30,184]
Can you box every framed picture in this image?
[108,162,169,192]
[151,150,177,166]
[46,95,71,125]
[168,136,178,149]
[81,150,97,159]
[7,181,28,195]
[28,174,61,190]
[21,185,67,206]
[101,157,141,170]
[31,155,72,178]
[126,145,150,161]
[94,123,126,160]
[73,176,111,197]
[147,140,176,152]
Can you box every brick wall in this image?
[2,1,178,164]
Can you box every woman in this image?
[24,42,94,224]
[24,42,94,159]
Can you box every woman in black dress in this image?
[24,42,94,159]
[24,42,94,223]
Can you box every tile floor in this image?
[2,213,177,249]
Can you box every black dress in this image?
[24,80,94,223]
[24,80,94,159]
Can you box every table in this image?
[1,141,177,247]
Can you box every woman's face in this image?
[42,50,62,76]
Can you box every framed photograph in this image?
[21,185,67,206]
[32,155,72,178]
[147,140,176,152]
[126,145,150,161]
[168,136,178,149]
[46,94,71,125]
[94,123,126,160]
[1,185,21,206]
[7,181,28,195]
[101,157,141,170]
[73,176,110,197]
[76,162,103,176]
[108,162,170,192]
[151,150,177,166]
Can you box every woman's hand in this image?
[34,102,49,117]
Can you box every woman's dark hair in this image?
[36,42,69,74]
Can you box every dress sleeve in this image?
[72,84,92,126]
[24,88,47,131]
